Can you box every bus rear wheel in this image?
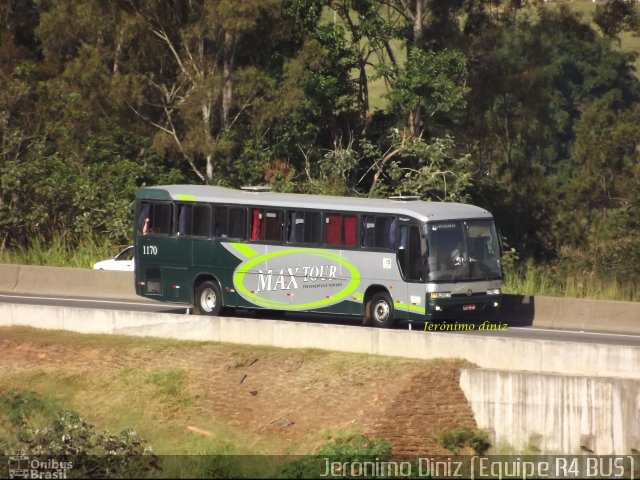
[365,291,395,328]
[194,281,223,316]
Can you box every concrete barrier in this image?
[1,302,639,379]
[0,264,144,302]
[533,296,640,333]
[460,368,640,454]
[0,264,639,333]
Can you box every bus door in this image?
[398,223,429,321]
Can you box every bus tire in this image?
[194,281,223,316]
[367,291,395,328]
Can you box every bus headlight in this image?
[430,292,451,299]
[486,288,501,295]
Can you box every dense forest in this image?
[1,0,639,283]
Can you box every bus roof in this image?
[136,185,493,222]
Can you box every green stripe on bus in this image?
[228,243,259,259]
[175,194,197,201]
[395,301,426,314]
[350,291,423,313]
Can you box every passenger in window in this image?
[142,218,151,235]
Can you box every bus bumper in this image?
[425,295,501,321]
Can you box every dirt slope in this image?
[0,327,477,457]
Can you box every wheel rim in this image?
[373,300,390,322]
[200,287,217,313]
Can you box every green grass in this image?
[503,259,640,302]
[0,234,123,269]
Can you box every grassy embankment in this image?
[0,327,460,477]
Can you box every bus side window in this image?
[213,206,245,240]
[362,216,375,247]
[361,215,395,249]
[305,212,322,243]
[177,204,192,236]
[228,207,245,239]
[192,204,210,237]
[250,208,282,242]
[137,202,150,235]
[342,215,357,246]
[325,214,341,245]
[383,217,396,249]
[143,202,171,236]
[212,206,228,238]
[288,211,300,243]
[264,210,283,241]
[251,209,264,241]
[288,211,321,244]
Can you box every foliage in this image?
[594,0,640,41]
[0,389,159,478]
[1,0,639,291]
[503,258,640,302]
[364,132,473,201]
[279,432,393,479]
[386,47,468,137]
[436,427,491,455]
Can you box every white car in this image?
[92,246,134,271]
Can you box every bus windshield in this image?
[426,220,501,282]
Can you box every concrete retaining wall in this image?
[533,296,640,333]
[460,368,640,454]
[1,302,639,379]
[0,264,144,302]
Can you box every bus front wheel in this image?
[366,291,395,328]
[194,281,223,316]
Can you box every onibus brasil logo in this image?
[8,455,73,479]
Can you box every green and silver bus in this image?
[134,185,502,328]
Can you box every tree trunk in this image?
[413,0,423,48]
[202,102,214,183]
[222,31,237,128]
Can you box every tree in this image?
[364,132,473,201]
[126,0,303,184]
[594,0,640,43]
[386,47,467,138]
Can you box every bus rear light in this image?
[170,284,180,289]
[136,281,145,286]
